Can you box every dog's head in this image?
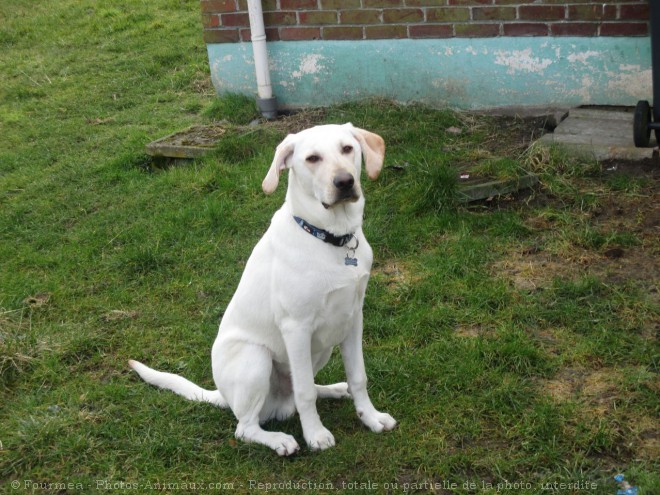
[262,124,385,209]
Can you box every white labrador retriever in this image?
[129,123,396,456]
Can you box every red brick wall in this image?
[201,1,649,43]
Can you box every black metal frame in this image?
[633,1,659,147]
[650,1,660,131]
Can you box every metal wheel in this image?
[633,100,652,147]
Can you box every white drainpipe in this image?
[247,0,278,119]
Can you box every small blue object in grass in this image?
[614,474,639,495]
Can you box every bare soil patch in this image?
[496,159,659,301]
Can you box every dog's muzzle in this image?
[322,172,360,209]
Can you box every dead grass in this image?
[101,310,139,322]
[373,259,422,289]
[454,324,492,339]
[0,308,54,389]
[538,366,659,461]
[261,107,328,135]
[493,177,659,295]
[635,416,660,461]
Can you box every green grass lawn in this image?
[1,1,658,494]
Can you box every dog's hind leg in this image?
[311,348,350,400]
[315,383,350,399]
[214,341,300,456]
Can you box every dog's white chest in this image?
[311,270,368,350]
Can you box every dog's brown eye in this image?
[306,155,321,163]
[341,145,353,154]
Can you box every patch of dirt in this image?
[485,115,550,156]
[601,158,660,179]
[264,107,328,135]
[372,260,422,289]
[22,293,51,308]
[538,366,660,460]
[598,193,656,281]
[541,367,582,402]
[460,113,550,158]
[539,368,622,412]
[101,310,139,322]
[581,369,624,416]
[454,324,483,338]
[635,416,660,460]
[494,162,659,305]
[495,241,659,300]
[454,323,498,339]
[494,251,569,292]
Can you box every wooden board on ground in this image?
[458,173,539,203]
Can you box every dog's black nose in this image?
[333,172,355,191]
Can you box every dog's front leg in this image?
[340,314,397,433]
[281,323,336,451]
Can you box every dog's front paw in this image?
[274,434,300,457]
[305,427,336,451]
[359,410,397,433]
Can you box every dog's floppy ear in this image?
[262,133,297,194]
[346,123,385,181]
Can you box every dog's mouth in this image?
[322,192,360,209]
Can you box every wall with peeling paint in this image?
[207,37,651,111]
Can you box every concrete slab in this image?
[538,107,659,161]
[146,124,228,159]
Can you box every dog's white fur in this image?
[129,123,396,456]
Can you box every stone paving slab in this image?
[146,124,228,158]
[538,107,658,161]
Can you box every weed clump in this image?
[524,142,600,196]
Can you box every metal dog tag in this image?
[344,235,359,267]
[344,255,358,267]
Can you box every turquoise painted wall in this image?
[207,37,651,110]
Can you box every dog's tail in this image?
[128,359,228,407]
